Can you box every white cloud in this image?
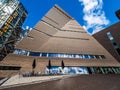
[78,0,110,34]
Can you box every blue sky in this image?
[20,0,120,34]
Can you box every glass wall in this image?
[46,66,89,75]
[45,66,120,75]
[0,1,28,61]
[88,67,120,74]
[0,0,19,28]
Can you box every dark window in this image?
[89,55,94,59]
[101,67,114,74]
[42,53,47,57]
[113,67,120,74]
[113,42,117,46]
[29,52,40,56]
[95,55,100,59]
[91,67,120,74]
[100,55,105,59]
[48,53,56,57]
[116,48,120,55]
[0,66,21,70]
[84,55,89,59]
[87,67,92,74]
[93,67,103,74]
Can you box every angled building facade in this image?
[0,5,120,78]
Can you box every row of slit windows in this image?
[0,65,120,74]
[87,67,120,74]
[13,49,105,59]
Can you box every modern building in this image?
[0,0,28,60]
[0,5,120,78]
[93,22,120,62]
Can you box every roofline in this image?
[54,4,73,19]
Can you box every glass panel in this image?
[107,32,113,40]
[29,52,40,56]
[116,48,120,55]
[113,67,120,74]
[46,66,89,75]
[13,49,19,54]
[100,55,105,59]
[89,55,94,59]
[19,50,28,55]
[42,53,47,57]
[84,55,89,59]
[93,67,103,74]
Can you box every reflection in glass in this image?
[46,66,89,75]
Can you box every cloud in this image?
[78,0,110,34]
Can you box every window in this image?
[0,66,21,70]
[116,48,120,55]
[100,55,105,59]
[75,54,80,58]
[42,53,47,57]
[46,66,89,75]
[89,55,94,59]
[93,67,103,74]
[50,53,58,57]
[29,52,40,56]
[13,49,106,59]
[84,55,89,59]
[94,55,100,59]
[113,42,117,46]
[107,32,113,40]
[13,49,19,54]
[19,50,28,55]
[102,67,114,74]
[68,54,74,58]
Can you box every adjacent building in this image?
[93,22,120,62]
[0,5,120,78]
[0,0,28,60]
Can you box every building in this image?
[0,0,28,60]
[93,22,120,62]
[0,5,120,78]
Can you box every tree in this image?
[32,58,36,75]
[61,60,65,69]
[48,59,51,74]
